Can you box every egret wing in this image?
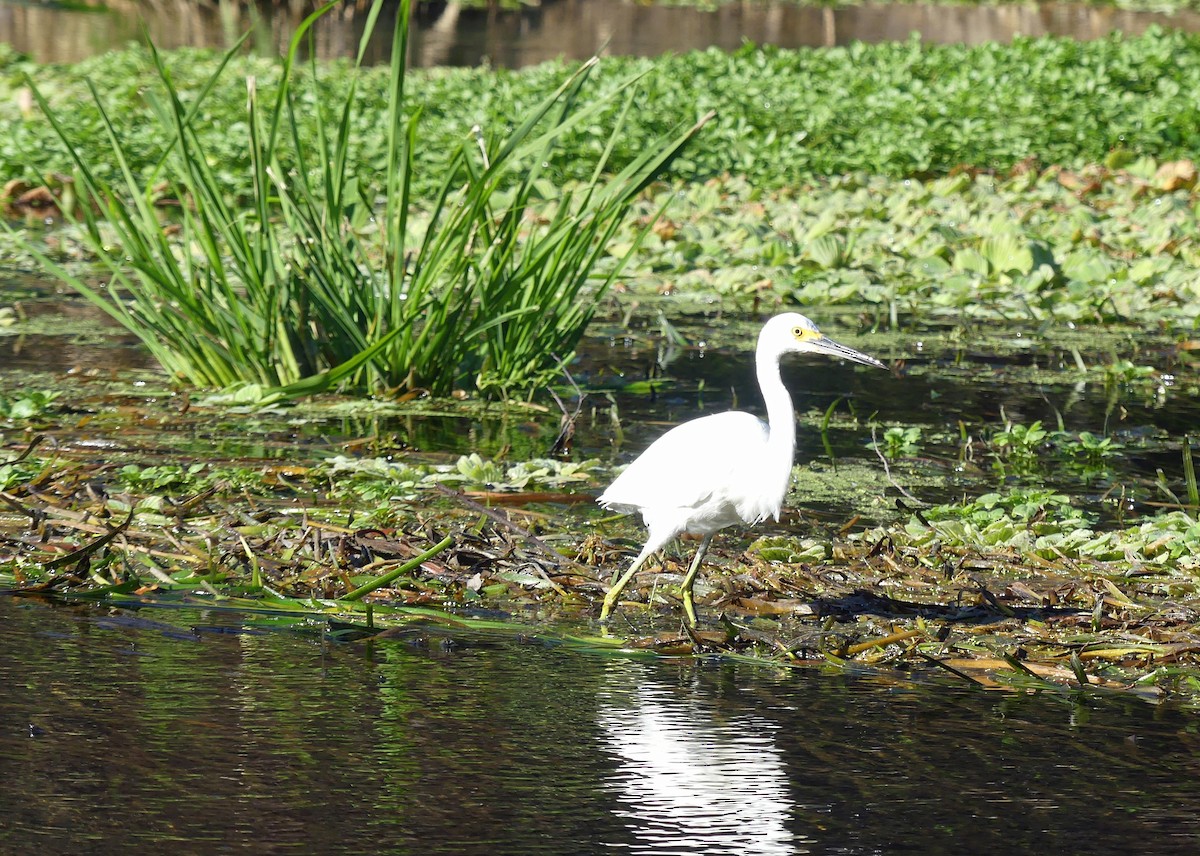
[598,412,769,513]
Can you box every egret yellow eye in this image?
[792,326,804,337]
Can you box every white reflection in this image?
[599,667,801,855]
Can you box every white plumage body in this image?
[597,312,885,625]
[598,411,789,549]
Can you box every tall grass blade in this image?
[16,0,706,400]
[1184,436,1198,511]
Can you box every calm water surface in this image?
[2,596,1200,854]
[1,0,1199,65]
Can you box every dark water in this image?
[2,290,1196,512]
[575,312,1200,513]
[2,596,1200,854]
[1,0,1199,66]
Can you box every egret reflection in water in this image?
[598,663,805,854]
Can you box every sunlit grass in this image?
[5,27,1200,200]
[13,0,707,398]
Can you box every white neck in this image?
[756,339,797,477]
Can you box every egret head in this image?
[762,312,886,370]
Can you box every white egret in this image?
[597,313,886,626]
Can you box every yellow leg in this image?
[679,535,713,628]
[600,549,653,622]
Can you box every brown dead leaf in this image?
[1154,159,1197,191]
[732,596,815,616]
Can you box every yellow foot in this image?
[681,590,698,628]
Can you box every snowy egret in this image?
[597,313,886,625]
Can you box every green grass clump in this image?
[14,0,706,398]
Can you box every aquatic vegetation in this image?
[0,388,60,419]
[1156,437,1200,510]
[6,434,1200,703]
[114,463,209,492]
[325,453,599,503]
[0,457,44,490]
[6,33,1200,341]
[1104,358,1160,388]
[990,419,1049,477]
[873,425,922,460]
[747,534,830,563]
[1059,431,1124,477]
[13,0,706,399]
[862,488,1200,569]
[6,29,1200,199]
[14,160,1198,384]
[619,166,1200,327]
[966,417,1140,482]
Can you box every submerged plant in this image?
[874,425,922,460]
[1155,436,1200,516]
[18,0,708,399]
[323,452,599,503]
[114,463,208,492]
[987,418,1130,481]
[871,488,1200,570]
[990,419,1048,477]
[0,389,60,420]
[1054,430,1123,478]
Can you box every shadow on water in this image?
[1,0,1199,65]
[3,595,1200,854]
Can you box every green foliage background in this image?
[2,28,1199,198]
